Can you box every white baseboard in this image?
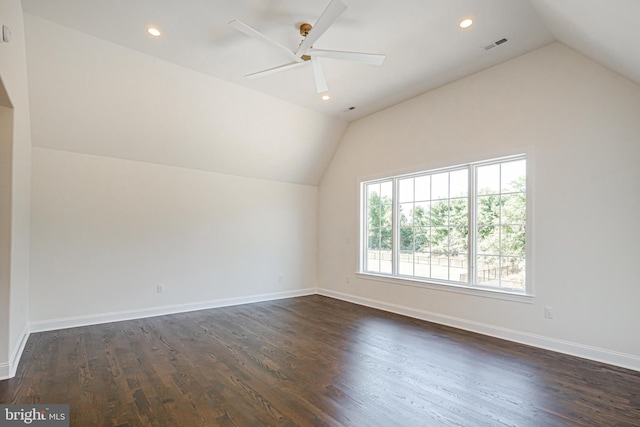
[0,325,30,380]
[14,287,640,378]
[317,288,640,372]
[30,288,317,333]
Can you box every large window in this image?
[361,155,528,294]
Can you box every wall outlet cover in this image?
[2,25,11,43]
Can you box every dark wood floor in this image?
[1,296,639,426]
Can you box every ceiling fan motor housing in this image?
[300,23,312,37]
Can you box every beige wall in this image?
[0,0,32,379]
[24,13,324,330]
[318,43,640,370]
[29,148,318,326]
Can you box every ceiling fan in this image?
[229,0,385,94]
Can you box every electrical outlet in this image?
[544,306,553,319]
[1,25,11,43]
[345,275,350,283]
[157,284,164,294]
[279,275,283,283]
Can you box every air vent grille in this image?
[483,37,508,51]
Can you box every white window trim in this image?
[358,152,534,300]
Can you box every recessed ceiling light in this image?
[147,27,161,37]
[459,18,473,29]
[321,94,331,101]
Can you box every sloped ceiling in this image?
[23,14,348,186]
[19,0,640,185]
[21,0,556,121]
[529,0,640,86]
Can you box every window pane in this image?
[478,225,499,255]
[367,183,380,200]
[400,227,414,251]
[474,159,526,290]
[450,226,468,254]
[370,204,392,229]
[430,200,449,226]
[501,160,526,193]
[501,225,525,257]
[367,182,392,231]
[432,227,449,255]
[398,178,414,203]
[450,169,468,197]
[501,194,526,224]
[501,257,526,290]
[414,202,430,226]
[367,250,380,273]
[477,164,500,195]
[368,206,380,229]
[381,228,392,250]
[450,255,467,282]
[449,198,468,225]
[432,172,449,200]
[414,252,430,278]
[399,203,414,227]
[368,232,380,250]
[380,251,392,274]
[399,252,414,276]
[381,204,392,228]
[381,181,393,201]
[477,195,501,225]
[415,176,430,201]
[414,227,430,253]
[476,255,500,286]
[431,255,449,280]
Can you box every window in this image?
[361,155,528,294]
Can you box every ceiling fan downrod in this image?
[300,23,313,61]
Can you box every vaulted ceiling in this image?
[19,1,640,187]
[20,0,640,122]
[529,0,640,87]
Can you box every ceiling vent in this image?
[483,37,508,51]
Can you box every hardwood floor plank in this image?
[2,295,640,426]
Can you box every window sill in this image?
[355,272,534,304]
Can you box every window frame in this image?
[358,154,533,302]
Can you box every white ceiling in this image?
[529,0,640,87]
[19,0,640,121]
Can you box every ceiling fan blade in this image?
[245,61,307,79]
[229,19,303,63]
[311,57,329,94]
[295,0,347,56]
[308,49,386,66]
